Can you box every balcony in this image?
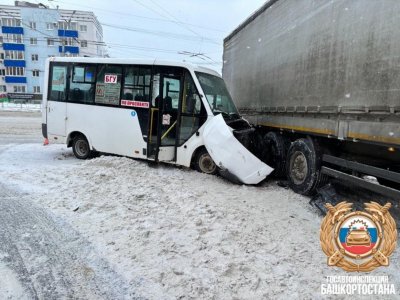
[58,29,78,38]
[2,43,25,51]
[4,60,26,67]
[5,76,27,84]
[58,46,79,54]
[1,26,24,35]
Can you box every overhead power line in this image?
[51,0,225,33]
[100,22,219,45]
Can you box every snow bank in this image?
[1,144,399,299]
[0,102,41,112]
[0,259,30,300]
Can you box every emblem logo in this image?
[320,202,397,272]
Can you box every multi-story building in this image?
[0,1,105,100]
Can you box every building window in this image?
[5,50,24,60]
[29,22,36,29]
[47,38,55,46]
[30,37,37,45]
[0,85,6,92]
[32,70,40,77]
[1,18,21,27]
[58,21,77,30]
[33,86,41,93]
[4,34,22,43]
[0,36,3,44]
[31,54,39,61]
[0,53,4,60]
[79,24,87,32]
[0,69,5,76]
[61,38,74,46]
[6,67,25,76]
[46,22,55,30]
[81,40,87,47]
[13,86,26,93]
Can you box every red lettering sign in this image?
[121,100,150,108]
[104,74,118,84]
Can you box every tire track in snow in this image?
[0,183,141,300]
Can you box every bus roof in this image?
[47,57,220,77]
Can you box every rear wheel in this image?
[72,134,92,159]
[286,138,323,195]
[194,148,217,175]
[264,132,290,177]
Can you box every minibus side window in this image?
[95,65,122,106]
[69,65,96,104]
[178,71,207,145]
[49,64,67,102]
[122,66,152,140]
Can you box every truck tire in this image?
[72,134,92,159]
[286,138,322,195]
[264,132,290,177]
[194,148,217,175]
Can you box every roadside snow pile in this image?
[0,260,30,300]
[2,144,400,299]
[0,102,41,112]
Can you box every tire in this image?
[194,148,217,175]
[264,132,290,177]
[286,138,323,195]
[72,134,92,159]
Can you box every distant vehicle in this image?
[42,57,271,184]
[223,0,400,197]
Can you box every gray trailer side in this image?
[223,0,400,146]
[223,0,400,196]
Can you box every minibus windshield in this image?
[195,72,240,118]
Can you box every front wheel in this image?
[194,148,217,175]
[72,134,92,159]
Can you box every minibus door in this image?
[148,71,183,162]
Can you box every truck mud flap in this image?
[203,114,273,184]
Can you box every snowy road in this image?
[0,111,399,299]
[0,183,135,299]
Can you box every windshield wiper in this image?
[229,112,241,119]
[213,110,231,119]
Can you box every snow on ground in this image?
[0,259,30,300]
[1,142,399,299]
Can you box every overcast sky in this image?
[3,0,267,72]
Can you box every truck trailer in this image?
[223,0,400,197]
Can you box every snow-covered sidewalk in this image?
[0,102,41,112]
[1,143,399,299]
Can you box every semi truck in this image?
[223,0,400,197]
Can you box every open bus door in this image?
[148,67,184,162]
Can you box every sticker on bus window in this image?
[52,66,66,92]
[104,74,118,84]
[121,100,150,109]
[162,114,171,125]
[96,84,105,97]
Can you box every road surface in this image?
[0,111,137,299]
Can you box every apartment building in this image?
[0,1,105,100]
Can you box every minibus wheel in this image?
[72,134,92,159]
[194,148,217,175]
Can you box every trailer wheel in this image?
[194,148,217,175]
[264,132,290,177]
[72,134,92,160]
[286,138,322,195]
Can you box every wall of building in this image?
[0,2,105,101]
